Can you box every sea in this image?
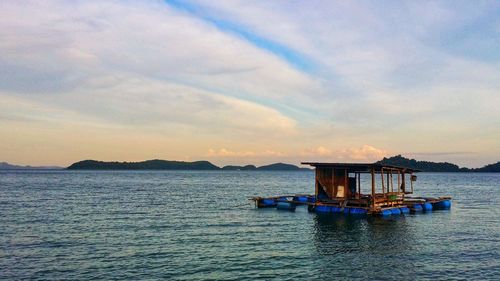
[0,170,498,280]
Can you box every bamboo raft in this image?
[250,163,451,216]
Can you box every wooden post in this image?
[315,168,319,200]
[387,172,390,193]
[402,172,406,193]
[397,170,401,192]
[371,167,375,212]
[344,168,347,198]
[332,168,335,198]
[381,168,385,197]
[390,171,393,193]
[410,172,414,193]
[357,172,361,199]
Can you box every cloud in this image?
[408,152,476,157]
[301,145,387,162]
[0,0,311,137]
[207,148,286,157]
[301,146,332,157]
[175,1,500,121]
[0,0,321,102]
[340,145,388,161]
[0,0,499,166]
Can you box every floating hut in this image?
[251,162,451,216]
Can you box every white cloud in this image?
[207,148,286,157]
[301,146,332,157]
[0,0,499,166]
[0,0,320,100]
[300,145,387,162]
[340,145,388,161]
[0,0,314,137]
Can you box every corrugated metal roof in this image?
[300,162,420,173]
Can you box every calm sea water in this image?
[0,170,498,280]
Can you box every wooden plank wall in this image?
[317,167,349,199]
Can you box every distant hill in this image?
[67,159,220,170]
[67,160,311,171]
[0,162,62,170]
[221,165,257,171]
[376,155,464,172]
[6,157,500,172]
[257,162,311,171]
[221,163,309,171]
[376,155,500,172]
[473,161,500,172]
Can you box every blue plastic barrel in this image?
[433,200,451,210]
[399,207,410,214]
[277,201,295,210]
[423,202,433,211]
[261,199,275,206]
[350,208,368,215]
[331,206,342,213]
[412,204,423,212]
[391,208,402,215]
[442,200,451,209]
[315,205,331,213]
[380,209,392,216]
[297,196,308,203]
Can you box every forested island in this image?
[377,155,500,172]
[4,155,497,172]
[67,160,310,171]
[0,162,62,170]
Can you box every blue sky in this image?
[0,0,499,167]
[165,0,315,72]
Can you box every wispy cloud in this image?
[207,148,286,157]
[164,0,315,72]
[0,0,499,166]
[301,145,387,162]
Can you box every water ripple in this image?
[0,171,499,280]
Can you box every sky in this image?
[0,0,499,168]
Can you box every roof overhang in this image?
[300,162,420,173]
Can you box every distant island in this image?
[2,155,499,172]
[67,160,311,171]
[67,159,220,170]
[377,155,500,172]
[0,162,62,170]
[66,156,500,172]
[221,163,310,171]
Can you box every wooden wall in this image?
[316,167,351,199]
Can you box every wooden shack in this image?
[300,162,419,214]
[251,162,451,216]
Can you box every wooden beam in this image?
[344,168,347,198]
[402,172,406,193]
[371,167,375,212]
[397,170,401,192]
[357,172,361,199]
[410,172,414,193]
[381,168,385,197]
[315,168,319,199]
[390,171,393,193]
[332,168,335,198]
[387,172,390,193]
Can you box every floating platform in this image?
[250,162,451,217]
[251,195,451,216]
[251,194,315,209]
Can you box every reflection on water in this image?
[312,214,423,279]
[313,214,416,254]
[1,171,499,280]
